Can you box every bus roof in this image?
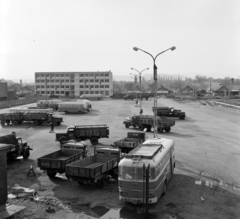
[125,138,174,159]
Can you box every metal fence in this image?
[0,96,47,109]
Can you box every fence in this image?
[209,101,240,112]
[0,96,47,109]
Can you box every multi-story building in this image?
[35,71,113,97]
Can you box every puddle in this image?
[70,204,158,219]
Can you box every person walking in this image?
[50,121,54,133]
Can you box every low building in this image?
[214,86,229,97]
[181,85,194,95]
[156,85,171,94]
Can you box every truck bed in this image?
[114,138,141,148]
[37,149,84,170]
[65,155,118,179]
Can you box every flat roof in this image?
[126,145,162,159]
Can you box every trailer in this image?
[0,112,63,126]
[152,107,186,120]
[123,115,175,133]
[113,132,146,153]
[65,148,121,187]
[37,141,87,178]
[56,124,109,145]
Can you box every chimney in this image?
[230,78,234,85]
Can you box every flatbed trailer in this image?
[0,112,63,126]
[113,132,146,153]
[123,115,175,133]
[65,148,121,187]
[37,141,87,178]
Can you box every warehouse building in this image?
[35,71,113,97]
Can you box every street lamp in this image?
[130,73,138,100]
[131,68,149,114]
[133,46,176,138]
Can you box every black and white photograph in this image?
[0,0,240,218]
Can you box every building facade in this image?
[35,71,113,97]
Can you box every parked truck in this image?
[0,112,63,126]
[37,141,88,178]
[113,132,146,153]
[123,115,175,133]
[55,124,109,145]
[65,147,122,187]
[152,107,186,120]
[0,133,32,159]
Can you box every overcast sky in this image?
[0,0,239,83]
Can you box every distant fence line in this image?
[0,96,47,109]
[210,101,240,112]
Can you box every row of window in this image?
[36,91,109,95]
[35,79,109,83]
[36,85,109,89]
[35,73,109,78]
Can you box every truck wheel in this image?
[165,127,171,133]
[18,121,23,125]
[37,121,42,125]
[47,170,57,178]
[158,127,163,133]
[179,115,185,120]
[139,125,144,131]
[23,149,30,159]
[57,121,61,126]
[125,123,129,128]
[78,180,84,185]
[90,137,98,145]
[33,120,38,125]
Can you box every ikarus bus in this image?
[118,138,175,204]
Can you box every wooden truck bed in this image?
[65,155,118,179]
[37,149,84,170]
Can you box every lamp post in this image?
[131,68,149,114]
[133,46,176,138]
[130,74,138,100]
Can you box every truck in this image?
[55,124,109,145]
[37,141,88,178]
[65,147,122,187]
[152,107,186,120]
[0,112,63,126]
[123,115,175,133]
[113,132,146,153]
[0,133,32,160]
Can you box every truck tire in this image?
[47,170,57,178]
[90,137,98,145]
[125,123,130,128]
[139,125,144,131]
[179,115,185,120]
[57,121,61,126]
[6,120,10,125]
[18,121,23,125]
[23,148,30,159]
[165,127,171,133]
[158,127,163,133]
[33,120,38,125]
[147,125,152,132]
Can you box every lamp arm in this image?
[154,48,171,61]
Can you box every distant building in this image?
[156,85,171,94]
[35,71,113,97]
[181,86,194,95]
[214,86,229,97]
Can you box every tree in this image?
[124,82,135,91]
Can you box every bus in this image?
[118,138,175,204]
[37,99,62,110]
[57,102,88,114]
[75,99,92,111]
[79,94,104,101]
[10,108,54,114]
